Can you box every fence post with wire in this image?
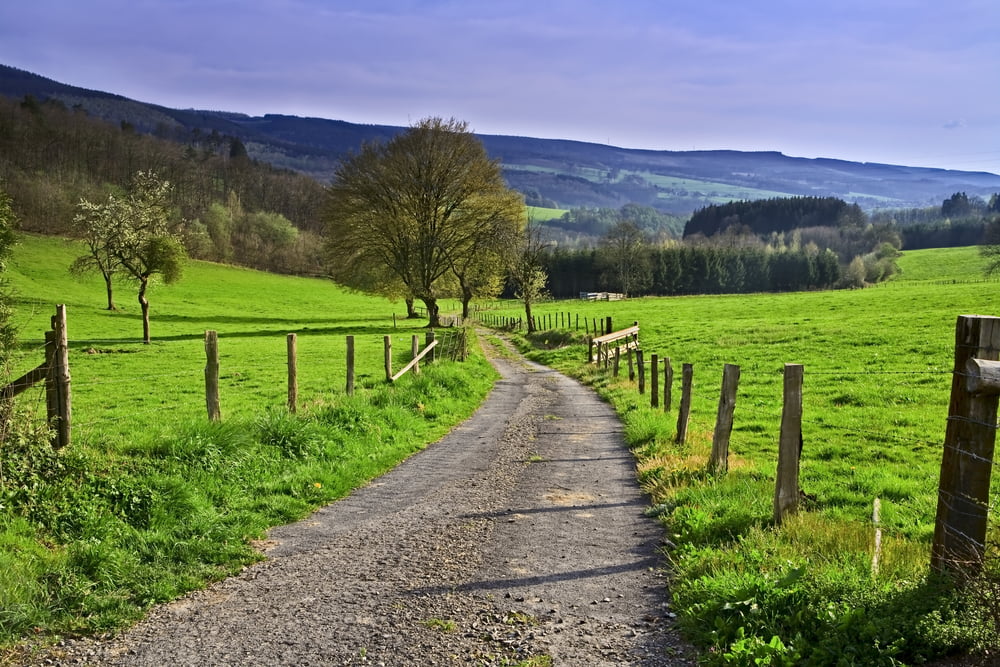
[931,314,1000,575]
[1,304,71,448]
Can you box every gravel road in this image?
[43,337,695,666]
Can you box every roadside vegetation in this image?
[0,234,495,655]
[489,245,1000,664]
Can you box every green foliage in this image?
[491,245,999,663]
[0,235,495,648]
[325,116,525,327]
[685,196,866,239]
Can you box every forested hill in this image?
[3,63,1000,215]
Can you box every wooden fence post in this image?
[383,335,392,381]
[204,330,221,422]
[606,316,613,335]
[637,350,646,394]
[48,305,72,448]
[675,363,693,444]
[426,330,436,363]
[627,347,635,381]
[774,363,804,524]
[651,353,659,408]
[411,335,420,375]
[44,329,57,440]
[613,347,621,378]
[931,315,1000,574]
[287,333,297,413]
[664,357,673,413]
[709,364,741,473]
[346,335,355,396]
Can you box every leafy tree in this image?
[0,186,18,358]
[982,217,1000,277]
[598,220,650,296]
[507,220,549,332]
[71,192,123,310]
[73,171,186,343]
[325,117,524,327]
[941,192,972,218]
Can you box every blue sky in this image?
[1,0,998,173]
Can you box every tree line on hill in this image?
[0,94,327,275]
[3,91,998,318]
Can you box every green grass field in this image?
[0,235,493,653]
[483,246,1000,664]
[527,205,567,222]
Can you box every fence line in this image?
[4,308,475,444]
[503,310,1000,574]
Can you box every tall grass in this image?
[0,235,494,652]
[493,246,1000,664]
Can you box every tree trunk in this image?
[138,277,151,344]
[461,285,472,320]
[525,299,535,333]
[423,297,441,328]
[405,297,419,319]
[103,270,116,311]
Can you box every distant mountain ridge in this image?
[3,63,999,214]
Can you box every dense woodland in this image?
[0,95,328,274]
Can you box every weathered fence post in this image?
[43,329,57,438]
[774,363,804,524]
[613,346,621,378]
[664,357,673,412]
[287,333,298,413]
[346,335,355,396]
[651,353,659,407]
[204,330,221,422]
[709,364,741,473]
[426,330,436,363]
[637,350,646,394]
[675,363,693,444]
[606,316,613,336]
[383,335,392,381]
[931,315,1000,574]
[48,305,72,448]
[627,347,635,381]
[411,335,420,375]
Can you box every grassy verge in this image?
[0,235,495,654]
[488,246,1000,665]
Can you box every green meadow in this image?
[486,246,1000,664]
[0,235,495,652]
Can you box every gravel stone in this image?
[35,336,696,666]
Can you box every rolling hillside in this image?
[4,64,999,215]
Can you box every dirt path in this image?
[48,337,694,666]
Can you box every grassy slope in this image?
[0,235,494,650]
[489,246,1000,664]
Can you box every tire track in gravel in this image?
[47,335,695,666]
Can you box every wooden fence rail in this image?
[589,322,639,365]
